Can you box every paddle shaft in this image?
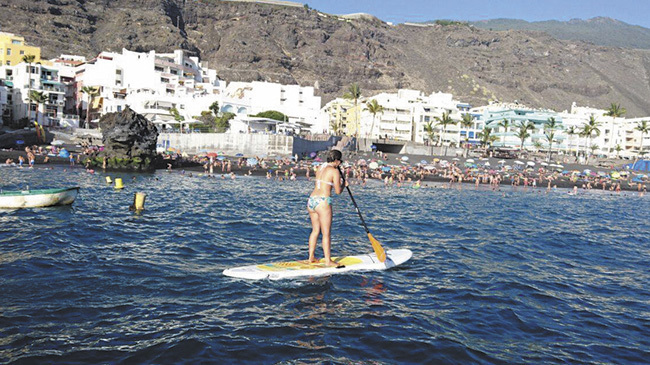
[338,167,370,234]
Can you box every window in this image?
[5,61,9,66]
[116,69,122,75]
[6,48,11,56]
[12,40,20,45]
[20,50,24,55]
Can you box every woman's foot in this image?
[323,260,345,268]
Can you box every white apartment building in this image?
[561,103,647,158]
[350,90,474,144]
[0,61,66,126]
[221,81,322,133]
[73,48,226,129]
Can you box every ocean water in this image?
[1,166,649,364]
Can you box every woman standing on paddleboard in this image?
[307,149,345,266]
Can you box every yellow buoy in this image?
[106,176,113,184]
[130,192,146,211]
[114,178,124,189]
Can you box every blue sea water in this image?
[1,166,649,364]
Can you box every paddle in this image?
[338,166,386,262]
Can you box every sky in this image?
[303,0,650,28]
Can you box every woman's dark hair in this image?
[327,149,343,163]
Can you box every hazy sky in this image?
[303,0,650,28]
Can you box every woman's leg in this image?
[308,208,320,262]
[316,204,334,265]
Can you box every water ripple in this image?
[0,166,649,363]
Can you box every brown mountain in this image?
[2,0,650,116]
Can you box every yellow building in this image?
[0,32,41,66]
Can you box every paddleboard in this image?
[223,249,412,280]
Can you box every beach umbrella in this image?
[381,166,391,172]
[481,157,489,161]
[466,159,475,163]
[246,158,258,166]
[309,152,317,158]
[498,160,506,164]
[217,156,226,161]
[51,140,64,146]
[423,165,435,170]
[314,157,322,162]
[207,152,218,158]
[540,162,548,166]
[357,159,367,166]
[504,165,512,170]
[181,152,189,158]
[369,162,379,169]
[401,156,409,161]
[452,157,460,161]
[377,160,384,165]
[484,162,491,166]
[611,172,621,179]
[311,161,322,166]
[514,161,524,165]
[420,160,427,164]
[527,161,535,166]
[433,158,440,162]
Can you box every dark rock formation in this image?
[96,107,159,171]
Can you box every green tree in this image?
[253,110,287,122]
[22,54,36,122]
[343,83,362,145]
[615,144,622,158]
[364,99,384,138]
[544,117,560,161]
[635,120,649,157]
[215,112,235,133]
[29,90,48,125]
[460,113,474,157]
[604,103,626,119]
[209,101,220,116]
[516,120,534,153]
[81,86,100,129]
[434,111,457,156]
[423,120,437,154]
[582,115,601,164]
[497,118,510,147]
[566,126,578,156]
[477,126,497,148]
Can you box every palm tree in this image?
[497,118,510,147]
[364,99,384,139]
[635,120,649,157]
[544,117,560,161]
[516,120,534,154]
[604,103,626,119]
[81,86,100,129]
[582,115,601,164]
[22,54,36,122]
[423,120,436,155]
[435,111,457,156]
[615,144,622,158]
[477,126,497,149]
[460,113,474,157]
[29,90,48,125]
[343,83,362,148]
[566,126,578,156]
[329,119,343,136]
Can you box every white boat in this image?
[0,187,80,209]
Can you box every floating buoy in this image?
[129,192,146,211]
[106,176,113,184]
[114,178,124,189]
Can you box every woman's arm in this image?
[332,168,343,195]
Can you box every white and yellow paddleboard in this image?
[223,249,412,280]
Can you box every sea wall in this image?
[158,133,338,157]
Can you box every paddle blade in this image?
[368,233,386,262]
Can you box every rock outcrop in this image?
[95,107,159,171]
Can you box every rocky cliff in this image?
[2,0,650,116]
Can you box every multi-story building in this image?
[0,82,8,125]
[320,98,355,136]
[0,61,65,126]
[0,32,41,66]
[72,48,226,129]
[333,89,474,145]
[221,81,322,132]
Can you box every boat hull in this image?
[0,187,80,209]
